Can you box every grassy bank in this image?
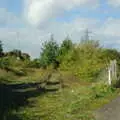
[0,69,119,120]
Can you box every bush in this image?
[59,40,106,81]
[26,59,41,68]
[0,57,10,69]
[91,83,116,99]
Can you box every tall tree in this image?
[40,35,59,68]
[59,36,73,56]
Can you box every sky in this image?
[0,0,120,58]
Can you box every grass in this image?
[0,69,120,120]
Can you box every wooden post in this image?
[108,68,111,85]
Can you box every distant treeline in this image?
[0,35,120,81]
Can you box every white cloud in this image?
[0,27,49,58]
[108,0,120,7]
[44,18,99,43]
[93,18,120,50]
[24,0,99,26]
[97,18,120,37]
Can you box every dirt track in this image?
[95,96,120,120]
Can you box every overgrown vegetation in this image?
[0,36,120,120]
[39,38,120,82]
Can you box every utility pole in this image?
[16,31,20,50]
[81,29,92,41]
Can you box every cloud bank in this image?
[24,0,99,26]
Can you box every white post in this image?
[108,68,111,85]
[110,60,114,79]
[114,60,117,80]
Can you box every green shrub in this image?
[59,40,106,81]
[0,57,10,69]
[26,59,41,68]
[91,83,116,99]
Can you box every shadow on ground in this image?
[0,81,59,120]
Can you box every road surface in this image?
[95,96,120,120]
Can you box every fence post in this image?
[114,60,117,80]
[108,59,117,85]
[108,67,111,85]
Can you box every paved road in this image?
[95,96,120,120]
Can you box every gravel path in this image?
[95,96,120,120]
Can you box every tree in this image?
[0,40,3,57]
[58,36,73,63]
[59,36,73,55]
[20,53,30,61]
[40,35,59,68]
[100,48,120,67]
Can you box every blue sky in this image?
[0,0,120,58]
[0,0,23,16]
